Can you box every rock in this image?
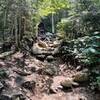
[0,69,9,79]
[60,78,79,88]
[76,66,82,71]
[73,72,89,82]
[49,44,58,48]
[15,75,36,92]
[0,82,4,91]
[53,47,60,56]
[36,55,46,61]
[46,55,54,62]
[45,32,54,41]
[0,88,25,100]
[30,67,36,72]
[46,32,53,37]
[79,96,87,100]
[13,70,31,76]
[21,80,36,92]
[0,95,11,100]
[37,40,48,48]
[43,64,58,76]
[50,76,79,93]
[12,94,26,100]
[52,41,60,48]
[50,76,67,93]
[43,68,55,76]
[32,42,52,55]
[82,68,89,73]
[15,76,25,86]
[32,43,45,54]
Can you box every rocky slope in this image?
[0,35,99,100]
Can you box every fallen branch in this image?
[0,51,14,59]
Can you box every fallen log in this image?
[0,51,14,59]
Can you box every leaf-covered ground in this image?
[0,39,100,100]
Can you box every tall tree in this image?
[0,0,33,49]
[32,0,70,33]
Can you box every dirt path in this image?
[0,39,100,100]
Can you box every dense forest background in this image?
[0,0,100,100]
[0,0,100,67]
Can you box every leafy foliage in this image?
[35,0,70,17]
[32,0,70,31]
[56,0,100,40]
[60,32,100,66]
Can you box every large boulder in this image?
[32,42,48,55]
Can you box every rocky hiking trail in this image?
[0,36,100,100]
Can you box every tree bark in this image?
[51,13,55,34]
[15,15,19,48]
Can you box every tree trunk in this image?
[3,10,7,42]
[3,10,7,52]
[21,17,26,40]
[51,13,55,33]
[18,16,22,46]
[15,15,19,48]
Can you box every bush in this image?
[59,31,100,66]
[56,17,75,39]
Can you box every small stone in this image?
[82,68,89,73]
[61,78,79,88]
[44,68,55,76]
[76,66,82,71]
[0,69,9,79]
[46,56,54,62]
[0,95,11,100]
[30,67,36,72]
[0,82,4,91]
[0,88,24,100]
[36,55,46,61]
[50,76,78,93]
[37,40,48,48]
[21,80,36,92]
[53,41,61,47]
[13,70,31,76]
[12,94,26,100]
[79,96,87,100]
[53,47,59,56]
[15,76,24,86]
[43,65,58,76]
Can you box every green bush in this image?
[60,31,100,66]
[56,17,75,39]
[81,32,100,65]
